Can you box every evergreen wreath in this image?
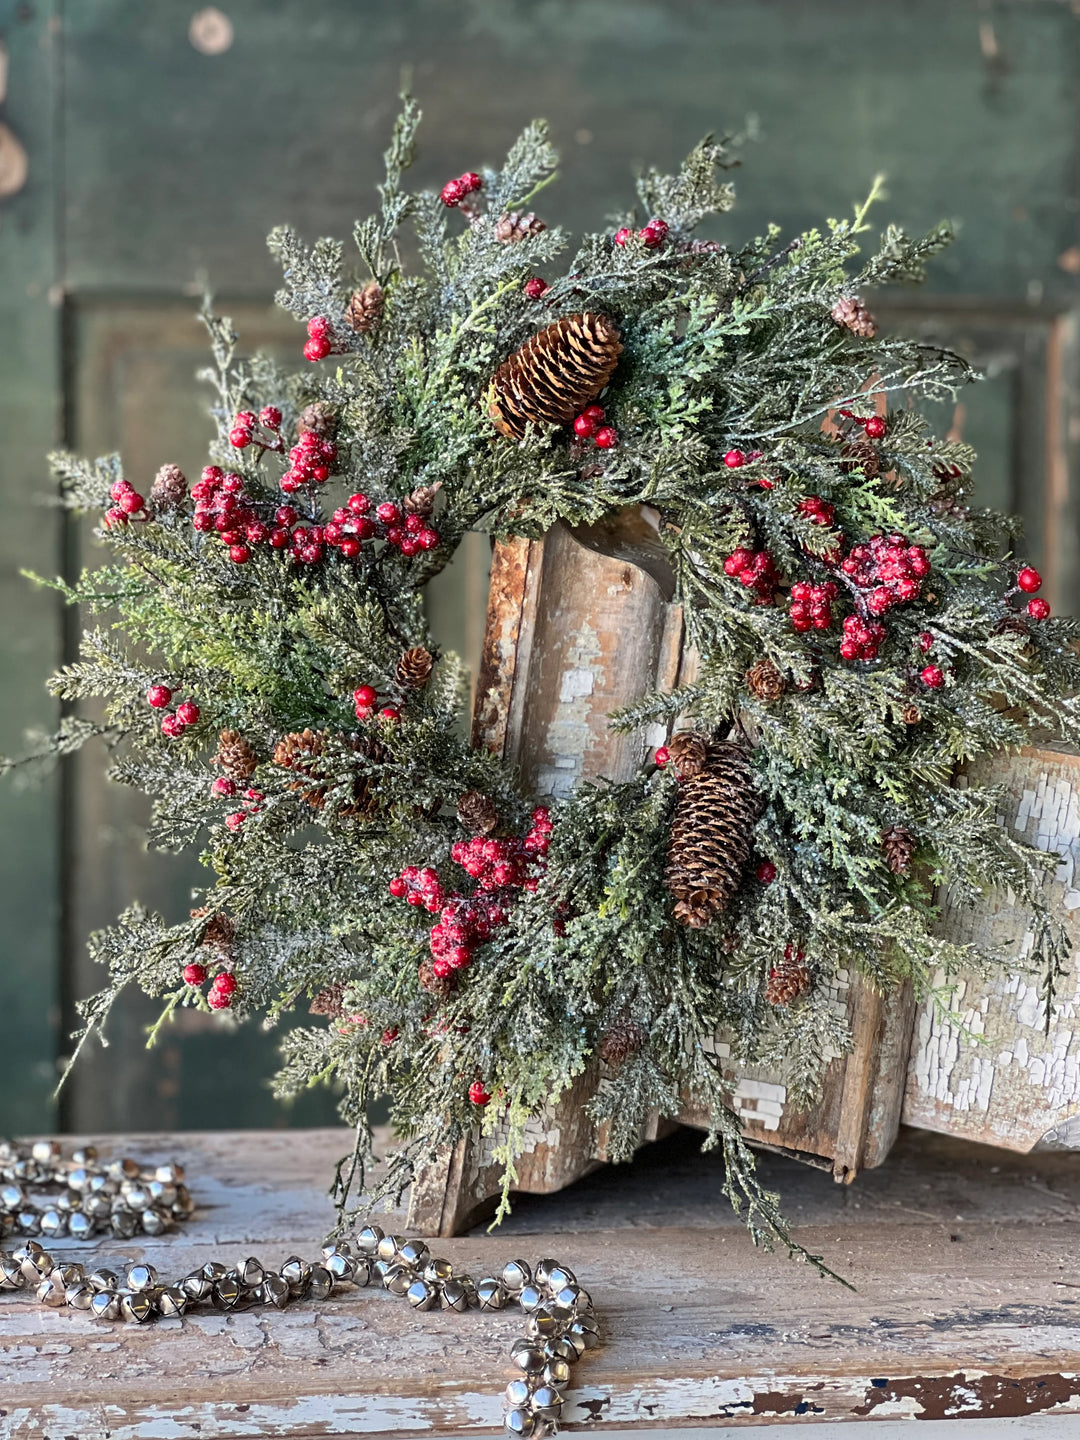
[12,98,1080,1272]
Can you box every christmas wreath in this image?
[15,99,1080,1266]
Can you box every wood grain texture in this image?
[5,1127,1080,1435]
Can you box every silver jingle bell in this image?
[259,1273,289,1309]
[140,1207,169,1237]
[68,1211,94,1241]
[121,1185,150,1211]
[376,1233,408,1263]
[518,1283,544,1313]
[71,1145,98,1165]
[126,1263,158,1293]
[383,1263,413,1297]
[533,1258,560,1288]
[0,1254,26,1290]
[235,1256,265,1289]
[202,1261,227,1282]
[65,1281,95,1311]
[505,1379,533,1408]
[31,1140,61,1165]
[121,1291,156,1324]
[90,1289,122,1321]
[36,1276,67,1308]
[541,1358,571,1388]
[406,1277,437,1311]
[155,1162,184,1184]
[88,1268,119,1293]
[19,1244,52,1281]
[526,1308,559,1340]
[110,1208,138,1240]
[53,1262,86,1288]
[440,1277,472,1313]
[147,1180,178,1208]
[55,1189,79,1212]
[38,1210,67,1240]
[171,1184,196,1217]
[570,1317,600,1349]
[351,1257,373,1288]
[477,1277,508,1310]
[545,1332,583,1363]
[398,1239,430,1270]
[529,1385,563,1422]
[212,1274,243,1310]
[355,1224,384,1254]
[501,1260,531,1292]
[324,1250,356,1284]
[308,1264,333,1301]
[84,1193,112,1220]
[17,1210,41,1236]
[0,1184,25,1211]
[503,1408,537,1437]
[510,1341,547,1374]
[279,1256,310,1294]
[107,1157,139,1182]
[423,1256,453,1286]
[181,1271,213,1302]
[157,1286,188,1318]
[322,1238,353,1261]
[545,1265,576,1291]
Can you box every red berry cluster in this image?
[388,808,552,982]
[103,477,147,529]
[229,406,283,451]
[840,533,931,615]
[797,495,835,528]
[1017,565,1051,620]
[440,171,482,207]
[280,428,339,492]
[303,316,334,362]
[789,580,838,632]
[352,682,401,724]
[223,787,264,832]
[840,614,887,661]
[723,546,780,604]
[146,683,200,738]
[614,217,669,249]
[572,404,617,449]
[182,963,237,1010]
[331,497,440,562]
[523,276,549,300]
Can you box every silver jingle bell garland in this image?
[0,1146,598,1439]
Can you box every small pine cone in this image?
[396,646,433,691]
[418,958,455,999]
[309,983,345,1018]
[666,731,710,779]
[215,729,259,781]
[487,312,622,441]
[597,1018,647,1069]
[191,907,236,953]
[495,210,547,243]
[765,950,812,1006]
[881,824,917,875]
[403,481,442,516]
[296,401,339,438]
[831,296,878,338]
[839,439,881,478]
[745,658,787,703]
[901,704,922,726]
[665,737,758,928]
[273,728,383,818]
[344,281,384,334]
[994,614,1031,640]
[149,463,188,513]
[457,789,499,836]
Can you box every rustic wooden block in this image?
[903,743,1080,1152]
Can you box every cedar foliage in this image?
[7,99,1080,1275]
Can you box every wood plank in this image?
[5,1126,1080,1434]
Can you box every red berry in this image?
[303,336,331,362]
[110,478,134,501]
[448,945,472,971]
[594,426,618,450]
[381,1027,399,1047]
[259,406,282,430]
[583,405,605,422]
[441,177,466,206]
[863,415,887,439]
[183,962,207,987]
[379,705,401,722]
[654,745,670,766]
[399,536,420,557]
[724,549,753,576]
[920,664,945,689]
[388,876,409,898]
[385,527,404,547]
[213,972,237,997]
[307,317,330,339]
[723,449,746,469]
[469,1080,492,1106]
[417,527,439,550]
[573,414,597,439]
[377,501,401,525]
[229,426,252,448]
[147,684,172,709]
[354,685,378,708]
[270,528,290,549]
[1017,566,1042,593]
[119,490,145,515]
[161,714,185,738]
[918,631,934,652]
[212,777,236,798]
[524,277,549,299]
[404,512,424,535]
[225,811,246,831]
[755,860,777,885]
[839,639,860,660]
[1028,597,1051,620]
[348,493,370,514]
[640,217,669,248]
[613,227,633,246]
[340,538,361,559]
[176,701,200,726]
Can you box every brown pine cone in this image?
[487,313,622,441]
[403,481,442,516]
[994,614,1031,640]
[831,296,878,338]
[765,948,812,1006]
[191,907,236,953]
[215,729,259,781]
[745,658,787,703]
[148,463,188,513]
[309,983,345,1017]
[296,401,338,438]
[665,737,758,928]
[901,704,922,726]
[495,211,547,243]
[597,1018,647,1069]
[839,439,881,477]
[457,790,499,835]
[881,824,917,875]
[344,280,384,334]
[272,728,383,818]
[396,646,433,691]
[666,731,710,778]
[418,958,455,999]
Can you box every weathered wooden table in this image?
[2,1125,1080,1437]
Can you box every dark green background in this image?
[1,0,1078,1133]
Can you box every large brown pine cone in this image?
[149,463,188,513]
[597,1018,647,1069]
[296,401,339,438]
[215,730,259,781]
[745,658,787,703]
[831,296,878,338]
[665,736,758,928]
[344,281,384,333]
[495,211,547,243]
[396,646,433,691]
[272,728,383,818]
[457,790,499,835]
[487,313,622,441]
[765,948,812,1006]
[881,824,917,875]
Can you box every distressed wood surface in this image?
[904,743,1080,1152]
[5,1126,1080,1436]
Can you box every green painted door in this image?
[1,0,1078,1132]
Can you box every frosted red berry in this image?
[182,962,207,987]
[469,1081,492,1106]
[1028,597,1051,620]
[119,490,145,515]
[259,406,282,430]
[920,664,945,688]
[613,227,633,246]
[229,426,252,448]
[212,777,236,798]
[755,860,777,885]
[573,413,596,439]
[440,177,466,207]
[176,701,200,726]
[640,218,669,248]
[147,684,172,709]
[654,745,670,766]
[1017,566,1042,593]
[723,449,746,468]
[229,544,252,564]
[303,336,331,362]
[379,705,401,722]
[594,426,618,449]
[918,632,934,652]
[523,277,549,299]
[161,714,185,738]
[863,415,887,439]
[225,811,246,831]
[389,876,409,898]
